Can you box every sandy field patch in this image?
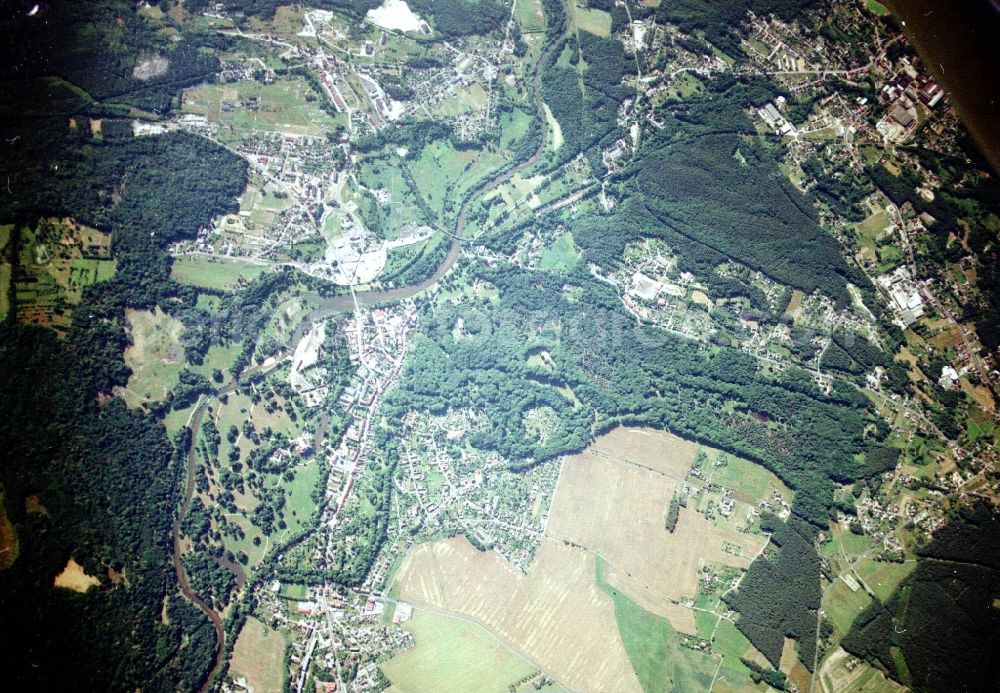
[396,537,641,693]
[54,558,100,592]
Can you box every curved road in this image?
[174,15,566,692]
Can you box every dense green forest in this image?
[725,513,821,669]
[842,503,1000,691]
[541,31,634,169]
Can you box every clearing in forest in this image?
[572,5,612,37]
[380,610,537,692]
[0,494,18,571]
[54,558,100,592]
[120,307,186,406]
[230,617,288,693]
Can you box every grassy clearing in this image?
[229,617,288,693]
[572,5,612,37]
[865,0,889,16]
[164,400,200,438]
[380,610,536,692]
[825,577,873,634]
[538,232,580,271]
[171,255,270,291]
[0,262,10,320]
[12,218,114,332]
[854,558,915,602]
[516,0,546,33]
[706,453,792,505]
[191,341,242,384]
[121,307,186,406]
[542,103,564,151]
[182,77,338,136]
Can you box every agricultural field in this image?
[595,556,755,693]
[9,218,114,332]
[380,610,538,692]
[546,435,765,610]
[171,255,271,291]
[393,427,781,691]
[229,617,288,693]
[119,307,186,407]
[395,538,640,693]
[586,427,702,478]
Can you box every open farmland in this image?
[230,617,288,693]
[587,427,702,478]
[394,427,780,690]
[395,538,641,693]
[380,610,537,692]
[547,430,765,608]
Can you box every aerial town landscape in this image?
[0,0,999,692]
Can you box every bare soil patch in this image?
[54,558,100,592]
[133,54,169,80]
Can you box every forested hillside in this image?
[0,2,249,688]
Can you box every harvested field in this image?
[396,537,640,693]
[229,617,287,693]
[394,427,775,691]
[380,610,536,692]
[547,443,764,605]
[601,562,697,633]
[54,558,99,592]
[587,426,701,478]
